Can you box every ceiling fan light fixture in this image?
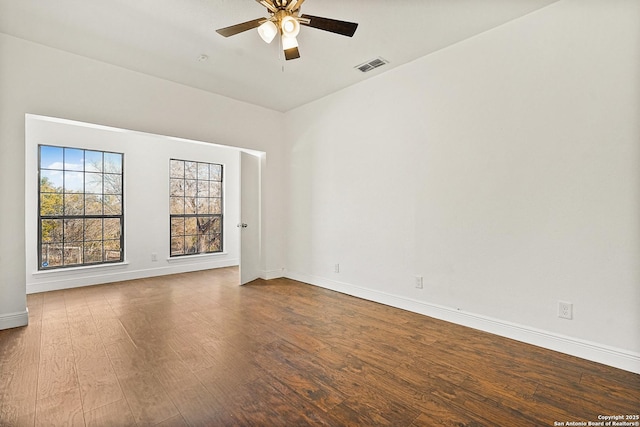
[215,0,360,61]
[280,15,300,38]
[281,34,298,50]
[258,20,278,43]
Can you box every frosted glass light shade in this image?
[281,35,298,50]
[258,20,278,43]
[280,16,300,38]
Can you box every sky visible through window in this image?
[39,145,123,269]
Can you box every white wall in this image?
[283,0,640,372]
[0,33,286,329]
[25,115,241,293]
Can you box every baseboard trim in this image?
[0,309,29,330]
[27,259,239,294]
[261,268,285,280]
[285,271,640,374]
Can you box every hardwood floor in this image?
[1,267,638,426]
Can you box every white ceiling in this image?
[0,0,558,112]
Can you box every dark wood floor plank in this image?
[533,380,638,418]
[35,387,84,427]
[83,398,136,427]
[1,267,637,427]
[0,319,42,370]
[153,414,189,427]
[117,372,180,426]
[165,379,232,426]
[37,341,79,401]
[71,331,124,413]
[254,347,347,412]
[579,372,640,408]
[0,362,39,427]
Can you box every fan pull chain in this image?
[278,34,285,72]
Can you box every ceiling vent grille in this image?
[355,57,388,73]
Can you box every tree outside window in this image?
[169,159,223,256]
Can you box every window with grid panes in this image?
[169,159,223,256]
[38,145,124,269]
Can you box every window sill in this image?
[166,252,228,263]
[31,261,130,276]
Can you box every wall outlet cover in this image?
[558,301,573,319]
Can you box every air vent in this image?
[355,57,389,73]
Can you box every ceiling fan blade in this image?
[284,46,300,60]
[216,18,264,37]
[299,14,358,37]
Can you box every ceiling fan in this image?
[215,0,358,60]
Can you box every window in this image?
[38,145,124,270]
[170,159,223,256]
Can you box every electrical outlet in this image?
[415,276,423,289]
[334,263,340,273]
[558,301,573,319]
[151,253,158,262]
